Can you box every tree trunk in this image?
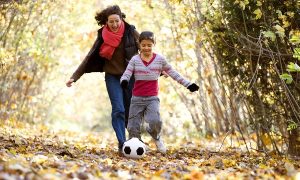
[194,43,213,136]
[288,128,300,157]
[207,74,225,135]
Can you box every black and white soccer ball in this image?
[122,138,146,159]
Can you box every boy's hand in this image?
[187,83,199,92]
[121,80,128,89]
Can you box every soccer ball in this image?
[122,138,146,159]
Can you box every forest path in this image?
[0,121,299,179]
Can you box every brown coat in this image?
[70,22,139,82]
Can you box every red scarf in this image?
[99,21,125,60]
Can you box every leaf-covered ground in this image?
[0,121,299,180]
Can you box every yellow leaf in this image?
[234,0,249,10]
[283,20,291,28]
[259,163,268,169]
[16,145,27,153]
[239,1,246,10]
[223,159,237,167]
[105,158,113,166]
[10,104,17,109]
[256,1,262,6]
[151,176,165,180]
[154,169,165,176]
[75,143,86,150]
[95,170,102,177]
[261,133,271,145]
[278,14,286,20]
[9,149,17,155]
[253,9,262,19]
[274,25,285,38]
[38,168,57,176]
[70,164,79,172]
[184,170,204,180]
[287,11,295,18]
[31,155,48,164]
[234,0,240,5]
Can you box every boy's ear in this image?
[138,43,141,49]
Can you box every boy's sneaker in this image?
[144,143,150,151]
[154,138,167,154]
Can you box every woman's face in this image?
[140,39,154,57]
[107,14,121,32]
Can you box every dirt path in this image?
[0,122,299,179]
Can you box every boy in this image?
[120,31,199,153]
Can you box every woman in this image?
[66,5,139,154]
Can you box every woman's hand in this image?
[66,79,74,87]
[162,71,169,78]
[161,71,168,78]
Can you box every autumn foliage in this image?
[1,120,300,179]
[1,0,300,179]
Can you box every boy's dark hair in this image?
[95,5,126,26]
[139,31,155,43]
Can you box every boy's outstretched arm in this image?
[161,57,199,92]
[162,58,191,87]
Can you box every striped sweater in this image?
[121,53,191,96]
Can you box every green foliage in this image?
[280,73,293,84]
[287,120,298,131]
[293,48,300,60]
[280,33,300,84]
[200,0,300,154]
[290,35,300,44]
[287,62,300,72]
[290,32,300,61]
[253,8,262,20]
[263,31,276,42]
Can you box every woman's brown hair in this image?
[95,5,126,26]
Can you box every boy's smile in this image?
[140,39,154,58]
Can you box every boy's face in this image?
[140,39,154,57]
